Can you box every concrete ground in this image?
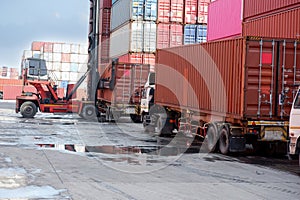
[0,101,299,199]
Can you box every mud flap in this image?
[229,136,246,152]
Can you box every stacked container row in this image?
[109,0,211,65]
[0,66,19,79]
[22,41,89,99]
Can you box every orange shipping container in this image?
[243,7,300,39]
[155,38,300,121]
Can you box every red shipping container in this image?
[197,0,210,24]
[99,35,110,64]
[61,53,71,63]
[118,53,156,66]
[100,0,112,9]
[157,0,171,23]
[170,0,184,23]
[157,23,170,49]
[243,7,300,39]
[99,8,111,35]
[3,85,36,100]
[31,41,45,51]
[0,79,23,91]
[243,0,300,21]
[184,0,198,24]
[207,0,242,41]
[170,24,183,47]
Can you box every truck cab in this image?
[289,87,300,159]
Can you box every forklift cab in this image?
[23,58,48,80]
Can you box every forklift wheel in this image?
[81,105,98,121]
[20,101,37,118]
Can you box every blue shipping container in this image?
[183,25,197,45]
[196,25,207,43]
[144,0,157,21]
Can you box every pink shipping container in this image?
[243,7,300,39]
[157,23,170,49]
[157,0,171,22]
[42,43,54,53]
[32,42,45,51]
[61,53,71,63]
[170,0,184,23]
[170,24,183,47]
[118,53,156,66]
[207,0,242,41]
[3,85,36,100]
[99,35,110,64]
[184,0,198,24]
[99,8,111,35]
[197,0,210,24]
[243,0,300,21]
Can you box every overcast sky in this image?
[0,0,89,68]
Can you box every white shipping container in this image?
[70,54,79,63]
[70,63,79,72]
[69,72,79,82]
[23,50,33,58]
[62,44,71,53]
[52,71,61,80]
[42,53,53,62]
[143,21,156,53]
[110,21,143,57]
[53,62,62,71]
[79,45,88,55]
[46,62,53,70]
[53,53,62,62]
[61,72,70,80]
[111,0,144,31]
[71,44,80,53]
[53,43,62,53]
[78,54,88,64]
[32,51,41,59]
[61,63,71,72]
[78,64,87,73]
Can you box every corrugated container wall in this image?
[170,24,183,47]
[243,0,300,20]
[157,23,170,49]
[207,0,242,41]
[198,0,210,24]
[243,7,300,39]
[111,0,145,31]
[118,53,156,66]
[99,8,111,35]
[184,0,198,24]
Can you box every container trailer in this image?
[142,37,300,154]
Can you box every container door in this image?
[245,39,277,118]
[245,39,300,119]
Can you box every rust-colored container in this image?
[155,38,300,121]
[0,78,23,91]
[99,8,111,35]
[61,53,71,63]
[118,53,156,66]
[243,0,300,20]
[31,41,45,51]
[243,7,300,39]
[97,62,150,107]
[3,85,36,100]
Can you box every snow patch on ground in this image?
[0,185,64,199]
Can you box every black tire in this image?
[81,105,98,121]
[130,114,142,123]
[219,127,230,155]
[20,101,37,118]
[204,124,218,153]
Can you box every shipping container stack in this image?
[0,66,19,79]
[109,0,211,67]
[21,41,89,99]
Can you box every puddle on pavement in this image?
[19,120,75,125]
[36,143,202,156]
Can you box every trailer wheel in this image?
[204,124,218,153]
[20,101,37,118]
[82,105,98,121]
[219,127,230,155]
[130,114,142,123]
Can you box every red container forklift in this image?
[16,58,97,120]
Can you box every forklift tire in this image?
[81,105,98,121]
[204,124,218,153]
[20,101,37,118]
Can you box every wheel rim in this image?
[24,106,33,115]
